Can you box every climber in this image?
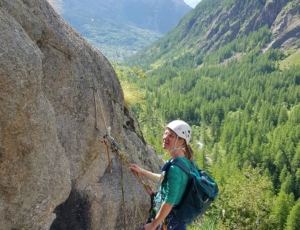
[130,120,194,230]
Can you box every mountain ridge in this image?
[125,0,300,68]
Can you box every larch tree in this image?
[285,199,300,230]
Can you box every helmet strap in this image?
[168,136,184,153]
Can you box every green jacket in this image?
[161,157,191,205]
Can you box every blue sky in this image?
[184,0,201,8]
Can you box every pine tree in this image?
[280,173,294,195]
[272,192,295,230]
[285,199,300,230]
[291,146,300,173]
[295,169,300,199]
[278,106,289,125]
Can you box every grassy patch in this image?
[279,49,300,70]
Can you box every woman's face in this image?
[162,128,183,150]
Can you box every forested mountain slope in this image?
[125,0,300,68]
[118,0,300,229]
[62,0,191,61]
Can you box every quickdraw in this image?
[98,128,154,197]
[92,81,154,229]
[97,123,153,230]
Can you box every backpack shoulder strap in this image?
[171,158,192,177]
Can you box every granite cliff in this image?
[0,0,162,229]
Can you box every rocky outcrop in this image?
[271,2,300,49]
[196,0,300,52]
[0,0,162,229]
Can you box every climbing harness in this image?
[92,81,154,229]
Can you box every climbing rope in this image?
[122,158,145,223]
[120,157,127,230]
[103,139,112,174]
[92,80,154,228]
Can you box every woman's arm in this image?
[143,202,173,230]
[129,164,161,183]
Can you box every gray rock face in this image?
[271,2,300,49]
[0,0,162,229]
[197,0,300,53]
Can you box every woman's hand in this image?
[129,164,144,174]
[142,222,157,230]
[129,164,160,182]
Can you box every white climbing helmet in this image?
[167,120,192,145]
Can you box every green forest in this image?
[113,22,300,230]
[112,0,300,229]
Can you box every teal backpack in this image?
[166,158,219,223]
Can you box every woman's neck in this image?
[170,149,185,159]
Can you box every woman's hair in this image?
[182,139,194,161]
